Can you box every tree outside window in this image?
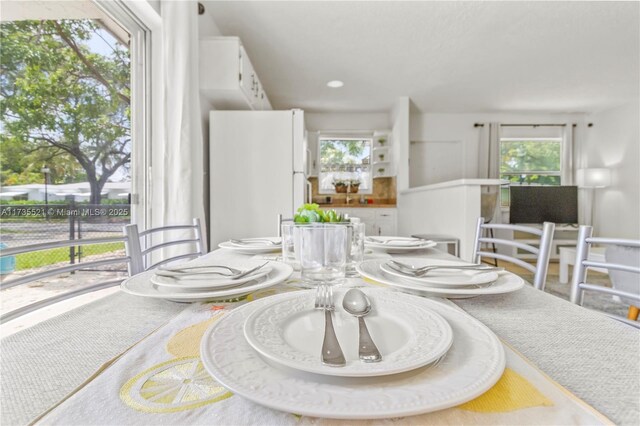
[1,20,131,205]
[500,138,562,206]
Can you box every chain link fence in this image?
[1,202,130,273]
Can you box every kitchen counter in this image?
[316,203,397,208]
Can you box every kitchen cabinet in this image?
[199,37,272,110]
[332,208,397,236]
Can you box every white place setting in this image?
[121,259,293,302]
[365,236,437,252]
[218,237,282,254]
[200,287,506,419]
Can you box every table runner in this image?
[37,279,611,425]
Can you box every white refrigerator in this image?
[209,109,308,246]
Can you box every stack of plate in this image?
[200,287,506,419]
[357,257,525,298]
[365,236,437,253]
[120,260,293,302]
[218,237,282,254]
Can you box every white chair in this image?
[0,235,129,323]
[472,218,555,290]
[570,225,640,327]
[124,218,205,276]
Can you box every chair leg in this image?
[628,305,640,321]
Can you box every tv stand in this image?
[511,223,578,261]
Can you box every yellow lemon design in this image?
[459,368,553,413]
[167,313,224,358]
[120,357,232,413]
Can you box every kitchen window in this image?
[500,138,562,206]
[318,137,373,194]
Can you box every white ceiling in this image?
[203,1,639,114]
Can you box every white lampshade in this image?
[577,168,611,188]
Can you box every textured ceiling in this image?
[203,1,639,113]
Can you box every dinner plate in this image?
[120,261,293,302]
[357,258,525,298]
[201,288,506,419]
[150,267,272,290]
[243,288,453,377]
[380,259,499,287]
[219,237,281,254]
[365,236,437,252]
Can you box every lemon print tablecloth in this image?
[36,283,611,425]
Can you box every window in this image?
[500,138,562,206]
[318,137,373,194]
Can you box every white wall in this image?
[409,112,585,186]
[580,102,640,239]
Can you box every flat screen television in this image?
[509,186,578,224]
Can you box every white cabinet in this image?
[199,37,272,111]
[375,209,397,235]
[332,208,397,236]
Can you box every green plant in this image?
[378,168,385,174]
[378,154,385,161]
[294,203,345,223]
[378,138,387,145]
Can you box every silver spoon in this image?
[342,289,382,363]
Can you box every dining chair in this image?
[569,225,640,327]
[472,218,555,290]
[0,235,130,323]
[124,218,205,276]
[480,190,500,266]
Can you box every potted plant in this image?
[332,179,348,193]
[378,153,385,162]
[378,167,386,176]
[348,179,361,193]
[378,137,387,146]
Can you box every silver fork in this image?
[230,239,280,246]
[314,285,346,367]
[156,262,268,280]
[388,260,503,277]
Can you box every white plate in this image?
[121,261,293,302]
[380,259,499,287]
[150,267,272,290]
[201,288,506,419]
[243,288,453,377]
[357,258,524,298]
[219,237,281,254]
[365,236,437,252]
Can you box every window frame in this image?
[499,137,564,207]
[96,0,152,230]
[317,136,374,195]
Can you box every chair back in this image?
[124,218,205,275]
[569,225,640,326]
[472,218,555,290]
[0,236,129,323]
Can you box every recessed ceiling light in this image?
[327,80,344,88]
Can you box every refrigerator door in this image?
[292,172,307,211]
[292,109,306,173]
[209,110,294,246]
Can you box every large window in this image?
[318,137,373,194]
[500,138,562,205]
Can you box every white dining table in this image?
[1,247,639,425]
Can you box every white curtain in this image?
[478,123,501,223]
[477,123,501,180]
[561,124,575,185]
[157,0,207,250]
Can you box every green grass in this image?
[15,242,125,270]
